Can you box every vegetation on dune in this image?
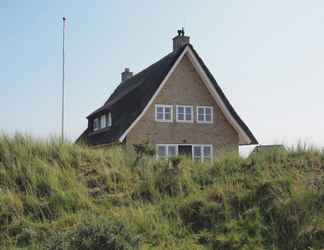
[0,134,324,249]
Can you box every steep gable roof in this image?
[78,44,257,146]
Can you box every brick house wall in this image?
[126,54,239,156]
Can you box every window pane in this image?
[165,112,171,120]
[107,113,112,127]
[203,146,211,157]
[168,146,176,157]
[158,146,166,157]
[157,112,164,120]
[165,107,171,113]
[205,114,211,121]
[100,115,106,128]
[198,114,204,121]
[198,108,204,115]
[178,106,184,114]
[177,113,184,120]
[205,108,212,115]
[185,107,192,120]
[93,119,99,130]
[156,107,163,113]
[193,146,201,156]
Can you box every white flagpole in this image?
[61,17,66,143]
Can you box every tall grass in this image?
[0,133,324,249]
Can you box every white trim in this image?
[155,104,173,122]
[196,106,213,124]
[155,143,213,162]
[119,46,251,144]
[119,46,189,142]
[186,48,251,144]
[175,105,194,123]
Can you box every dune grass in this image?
[0,134,324,249]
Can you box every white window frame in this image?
[192,144,213,162]
[176,105,194,123]
[156,144,213,162]
[196,106,213,124]
[93,118,99,131]
[155,104,173,122]
[156,144,178,159]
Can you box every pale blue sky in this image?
[1,0,324,152]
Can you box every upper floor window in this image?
[100,114,106,128]
[176,105,193,123]
[93,113,112,131]
[93,118,99,131]
[155,104,173,122]
[107,113,112,127]
[197,106,213,123]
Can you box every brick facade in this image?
[126,54,239,156]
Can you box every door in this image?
[178,145,192,158]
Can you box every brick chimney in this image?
[121,68,133,82]
[173,28,190,51]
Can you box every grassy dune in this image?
[0,134,324,249]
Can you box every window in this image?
[100,114,106,128]
[197,106,213,123]
[155,105,173,122]
[93,118,99,131]
[156,144,178,159]
[176,105,193,122]
[193,145,213,162]
[107,113,112,127]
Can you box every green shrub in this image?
[69,215,139,250]
[179,196,226,232]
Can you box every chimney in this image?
[121,67,133,82]
[172,28,190,51]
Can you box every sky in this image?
[1,0,324,154]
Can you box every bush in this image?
[179,197,225,232]
[69,215,139,250]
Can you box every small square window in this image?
[176,105,193,122]
[197,106,213,123]
[155,105,173,122]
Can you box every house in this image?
[77,29,258,161]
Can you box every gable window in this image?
[155,105,173,122]
[197,106,213,123]
[176,105,193,123]
[156,144,177,159]
[193,145,213,162]
[93,118,99,131]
